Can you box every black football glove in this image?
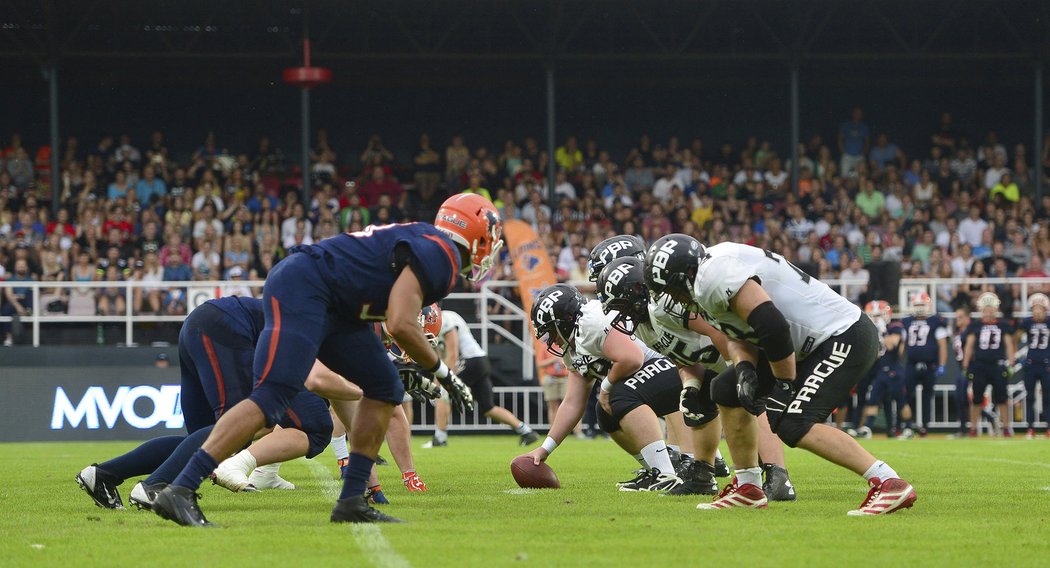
[679,383,705,422]
[764,379,797,433]
[735,361,763,415]
[397,363,442,404]
[439,371,475,414]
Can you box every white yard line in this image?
[304,459,412,568]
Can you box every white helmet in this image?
[864,300,893,326]
[976,292,1001,311]
[1029,293,1050,311]
[910,291,933,317]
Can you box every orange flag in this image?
[501,220,562,379]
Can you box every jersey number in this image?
[1030,327,1050,350]
[763,250,810,284]
[978,327,1002,351]
[907,322,930,347]
[359,303,386,321]
[348,224,401,238]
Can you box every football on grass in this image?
[510,456,560,489]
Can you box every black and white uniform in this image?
[632,301,728,426]
[564,300,682,433]
[693,243,879,446]
[439,310,496,413]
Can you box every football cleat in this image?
[918,427,929,438]
[128,481,167,511]
[331,494,403,524]
[666,459,717,496]
[152,485,213,527]
[1026,428,1035,440]
[847,478,917,516]
[697,477,768,510]
[402,471,428,492]
[762,464,797,502]
[519,431,541,446]
[616,468,649,488]
[714,456,731,478]
[375,455,390,466]
[76,465,124,510]
[618,468,683,492]
[422,438,448,449]
[366,485,390,505]
[247,468,296,491]
[210,462,254,493]
[665,446,683,472]
[855,426,873,439]
[898,427,915,440]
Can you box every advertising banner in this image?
[501,220,563,381]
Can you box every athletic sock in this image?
[736,466,763,488]
[714,449,723,460]
[222,449,257,476]
[514,422,533,435]
[99,435,185,484]
[864,415,876,430]
[434,429,448,443]
[339,452,375,500]
[146,427,213,485]
[862,460,899,483]
[639,440,674,475]
[330,434,349,461]
[633,453,646,468]
[172,448,219,491]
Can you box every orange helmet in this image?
[382,303,443,364]
[434,193,503,282]
[911,291,933,317]
[864,300,892,325]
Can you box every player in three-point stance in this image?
[645,234,916,515]
[152,193,500,526]
[900,291,950,437]
[1017,293,1050,439]
[962,292,1016,437]
[520,283,689,492]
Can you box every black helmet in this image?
[530,284,585,357]
[644,233,703,319]
[596,257,650,335]
[587,235,646,282]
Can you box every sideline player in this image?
[152,193,499,526]
[76,297,346,510]
[949,308,973,437]
[645,234,916,515]
[855,301,909,438]
[900,292,950,437]
[519,284,686,492]
[1018,293,1050,438]
[963,292,1016,437]
[424,308,539,447]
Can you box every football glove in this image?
[935,365,946,378]
[679,383,705,422]
[439,372,475,414]
[735,361,763,415]
[397,364,442,404]
[764,378,797,433]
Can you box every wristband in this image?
[600,378,613,393]
[541,436,558,454]
[683,377,701,390]
[428,360,450,380]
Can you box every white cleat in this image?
[855,426,873,439]
[211,453,256,492]
[247,467,296,490]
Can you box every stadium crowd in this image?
[3,108,1050,346]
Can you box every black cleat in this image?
[152,485,214,527]
[666,459,718,496]
[618,468,683,492]
[128,481,168,511]
[331,495,404,523]
[762,464,797,502]
[519,431,541,446]
[375,455,389,466]
[616,468,649,488]
[666,446,683,472]
[714,456,731,478]
[76,465,124,510]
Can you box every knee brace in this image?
[774,415,815,448]
[709,367,742,408]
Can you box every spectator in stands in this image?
[838,106,870,176]
[958,205,988,247]
[623,157,654,193]
[991,171,1020,203]
[445,135,470,189]
[413,133,441,197]
[555,136,584,172]
[855,179,885,218]
[135,165,166,206]
[359,165,404,207]
[191,239,220,281]
[2,258,35,346]
[521,190,551,232]
[461,173,492,202]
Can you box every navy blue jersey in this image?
[967,319,1014,364]
[1019,317,1050,362]
[207,296,265,344]
[877,321,906,368]
[901,315,950,363]
[291,223,461,322]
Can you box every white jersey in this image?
[634,301,727,371]
[692,242,861,360]
[562,300,660,381]
[439,310,486,360]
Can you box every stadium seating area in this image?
[2,108,1050,346]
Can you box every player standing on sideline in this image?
[152,193,500,526]
[76,297,349,510]
[423,309,539,448]
[963,292,1016,437]
[519,284,687,492]
[855,301,909,439]
[1018,293,1050,438]
[645,234,916,515]
[949,308,974,438]
[900,292,950,437]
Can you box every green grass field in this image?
[1,435,1048,567]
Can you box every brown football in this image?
[510,455,561,489]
